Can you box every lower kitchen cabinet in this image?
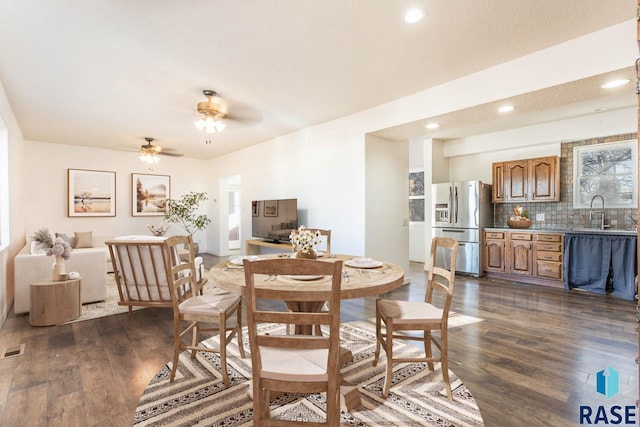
[483,229,564,288]
[484,231,506,273]
[508,232,533,276]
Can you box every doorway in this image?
[219,175,241,256]
[228,184,240,250]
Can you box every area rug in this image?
[67,274,226,323]
[134,321,484,426]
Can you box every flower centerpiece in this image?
[289,226,322,259]
[31,228,72,279]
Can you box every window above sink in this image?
[573,140,637,209]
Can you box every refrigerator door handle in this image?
[448,186,453,224]
[454,186,459,224]
[442,228,465,233]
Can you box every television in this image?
[251,198,298,243]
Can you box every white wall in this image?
[0,80,26,326]
[21,141,209,246]
[204,117,368,256]
[365,134,410,273]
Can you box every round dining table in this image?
[208,253,405,411]
[208,253,405,301]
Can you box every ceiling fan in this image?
[194,89,262,139]
[194,90,229,134]
[139,137,183,163]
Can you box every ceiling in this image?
[0,1,636,159]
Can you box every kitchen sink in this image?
[569,228,637,235]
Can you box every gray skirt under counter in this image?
[564,232,637,300]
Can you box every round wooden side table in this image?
[29,277,82,326]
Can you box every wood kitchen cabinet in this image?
[484,231,506,273]
[484,230,564,288]
[492,156,559,203]
[534,233,563,281]
[507,232,533,276]
[491,163,505,202]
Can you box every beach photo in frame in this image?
[68,169,116,217]
[132,173,171,216]
[263,200,278,217]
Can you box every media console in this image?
[246,239,292,255]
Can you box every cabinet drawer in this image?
[536,234,561,243]
[536,243,561,252]
[510,233,532,241]
[536,261,562,279]
[536,251,562,261]
[485,231,504,239]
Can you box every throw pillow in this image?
[55,232,71,244]
[74,231,93,248]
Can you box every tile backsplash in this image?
[493,133,638,230]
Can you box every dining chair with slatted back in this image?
[300,229,332,336]
[165,235,245,386]
[372,236,459,399]
[242,257,343,427]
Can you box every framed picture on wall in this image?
[409,171,424,196]
[264,200,278,217]
[409,199,425,222]
[252,200,259,216]
[67,169,116,217]
[132,173,171,216]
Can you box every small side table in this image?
[29,277,82,326]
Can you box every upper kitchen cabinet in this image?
[492,162,505,202]
[492,156,559,203]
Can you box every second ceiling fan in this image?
[139,137,183,163]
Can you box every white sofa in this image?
[14,232,112,314]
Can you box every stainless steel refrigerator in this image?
[432,181,493,276]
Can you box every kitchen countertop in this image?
[485,227,637,236]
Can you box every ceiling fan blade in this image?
[158,150,184,157]
[224,101,263,125]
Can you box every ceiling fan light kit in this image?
[195,90,227,134]
[139,137,161,163]
[139,152,160,163]
[194,115,226,133]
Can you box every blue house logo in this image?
[579,366,635,424]
[596,366,619,398]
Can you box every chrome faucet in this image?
[589,194,607,230]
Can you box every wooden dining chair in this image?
[242,258,343,427]
[306,228,331,254]
[165,235,245,386]
[373,236,459,399]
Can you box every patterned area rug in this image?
[134,321,484,426]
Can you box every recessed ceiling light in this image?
[404,8,425,23]
[498,105,514,113]
[601,79,630,89]
[425,122,440,130]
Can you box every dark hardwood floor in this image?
[0,254,636,426]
